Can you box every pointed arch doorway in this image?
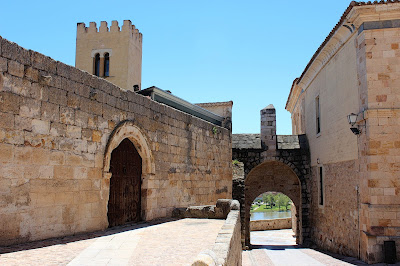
[107,138,142,227]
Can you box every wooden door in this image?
[108,138,142,227]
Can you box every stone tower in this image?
[260,104,276,152]
[75,20,142,91]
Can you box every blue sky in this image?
[0,0,353,134]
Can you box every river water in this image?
[250,211,291,221]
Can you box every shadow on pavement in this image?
[251,244,298,250]
[0,218,177,255]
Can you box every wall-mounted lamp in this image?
[347,112,361,135]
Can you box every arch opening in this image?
[103,121,155,224]
[250,191,297,246]
[244,160,302,247]
[108,138,142,227]
[94,53,100,76]
[104,52,110,77]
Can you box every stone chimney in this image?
[260,104,276,151]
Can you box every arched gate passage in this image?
[245,161,301,246]
[232,133,311,248]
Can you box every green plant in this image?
[212,126,218,135]
[232,159,240,165]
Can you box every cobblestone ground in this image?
[242,229,391,266]
[0,218,224,266]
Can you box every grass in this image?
[250,204,291,213]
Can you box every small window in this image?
[94,53,100,76]
[104,53,110,77]
[319,166,324,206]
[316,96,320,134]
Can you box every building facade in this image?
[286,1,400,263]
[0,21,232,246]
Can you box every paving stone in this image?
[0,218,224,266]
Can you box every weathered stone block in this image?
[31,149,51,166]
[89,100,102,116]
[0,112,14,129]
[77,83,90,98]
[59,138,74,151]
[8,60,24,78]
[20,98,41,118]
[48,88,67,106]
[0,143,13,163]
[60,106,74,125]
[41,101,59,122]
[24,66,39,82]
[75,110,89,128]
[30,51,56,74]
[1,39,30,65]
[54,165,74,179]
[67,125,82,139]
[50,122,67,137]
[0,57,7,72]
[31,119,50,135]
[92,130,102,142]
[67,93,80,109]
[0,91,21,114]
[49,151,65,165]
[81,128,92,141]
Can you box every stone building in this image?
[286,1,400,263]
[0,20,232,246]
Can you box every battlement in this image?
[77,20,142,41]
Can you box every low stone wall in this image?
[172,199,233,219]
[180,199,241,266]
[250,218,292,231]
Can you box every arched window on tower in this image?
[94,53,100,76]
[104,53,110,77]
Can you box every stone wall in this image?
[309,160,359,258]
[0,36,232,245]
[250,218,292,231]
[357,25,400,263]
[192,204,242,266]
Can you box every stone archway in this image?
[244,160,302,247]
[103,120,155,223]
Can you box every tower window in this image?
[94,53,100,76]
[104,53,110,77]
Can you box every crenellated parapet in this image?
[77,20,142,42]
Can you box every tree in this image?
[282,195,291,210]
[276,193,284,210]
[266,193,276,209]
[276,193,291,211]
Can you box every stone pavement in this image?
[242,229,391,266]
[0,218,224,266]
